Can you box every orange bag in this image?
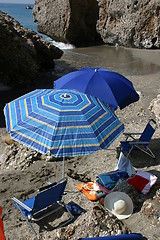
[77,181,107,201]
[0,206,6,240]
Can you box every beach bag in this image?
[77,181,109,201]
[96,170,129,190]
[115,152,135,177]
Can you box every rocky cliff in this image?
[0,11,63,87]
[33,0,102,47]
[33,0,160,49]
[97,0,160,48]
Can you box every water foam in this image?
[45,36,75,50]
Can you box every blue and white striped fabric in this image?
[4,89,124,157]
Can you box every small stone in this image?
[117,229,122,235]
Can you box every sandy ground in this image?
[0,47,160,240]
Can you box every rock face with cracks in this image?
[96,0,160,48]
[0,11,63,87]
[33,0,102,47]
[33,0,160,49]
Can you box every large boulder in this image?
[0,11,63,87]
[149,94,160,127]
[33,0,102,47]
[33,0,160,49]
[97,0,160,48]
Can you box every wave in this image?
[47,38,75,50]
[41,34,75,50]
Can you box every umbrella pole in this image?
[62,156,65,178]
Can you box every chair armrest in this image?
[123,132,142,135]
[127,141,149,145]
[123,132,141,141]
[12,197,32,212]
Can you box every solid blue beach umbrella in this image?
[4,89,124,176]
[54,68,139,111]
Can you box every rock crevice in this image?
[33,0,102,47]
[33,0,160,49]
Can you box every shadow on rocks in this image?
[67,168,92,182]
[0,61,78,128]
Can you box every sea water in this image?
[0,3,37,31]
[1,3,160,75]
[1,2,160,128]
[0,3,74,49]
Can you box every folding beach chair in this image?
[77,233,143,239]
[12,178,74,238]
[120,119,157,158]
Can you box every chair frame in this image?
[12,177,74,238]
[121,119,157,159]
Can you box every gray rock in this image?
[33,0,160,49]
[0,10,63,87]
[149,94,160,127]
[97,0,160,48]
[33,0,102,47]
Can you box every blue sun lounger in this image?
[77,233,143,239]
[121,119,157,158]
[12,178,74,238]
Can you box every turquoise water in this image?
[0,3,37,31]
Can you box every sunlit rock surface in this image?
[33,0,102,47]
[33,0,160,49]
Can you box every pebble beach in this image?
[0,46,160,240]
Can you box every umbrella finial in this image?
[95,68,98,72]
[61,93,72,100]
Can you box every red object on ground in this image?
[0,206,6,240]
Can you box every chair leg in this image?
[57,200,74,227]
[128,145,156,159]
[126,146,134,158]
[64,203,74,223]
[145,146,156,158]
[16,205,37,237]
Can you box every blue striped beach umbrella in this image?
[4,89,124,176]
